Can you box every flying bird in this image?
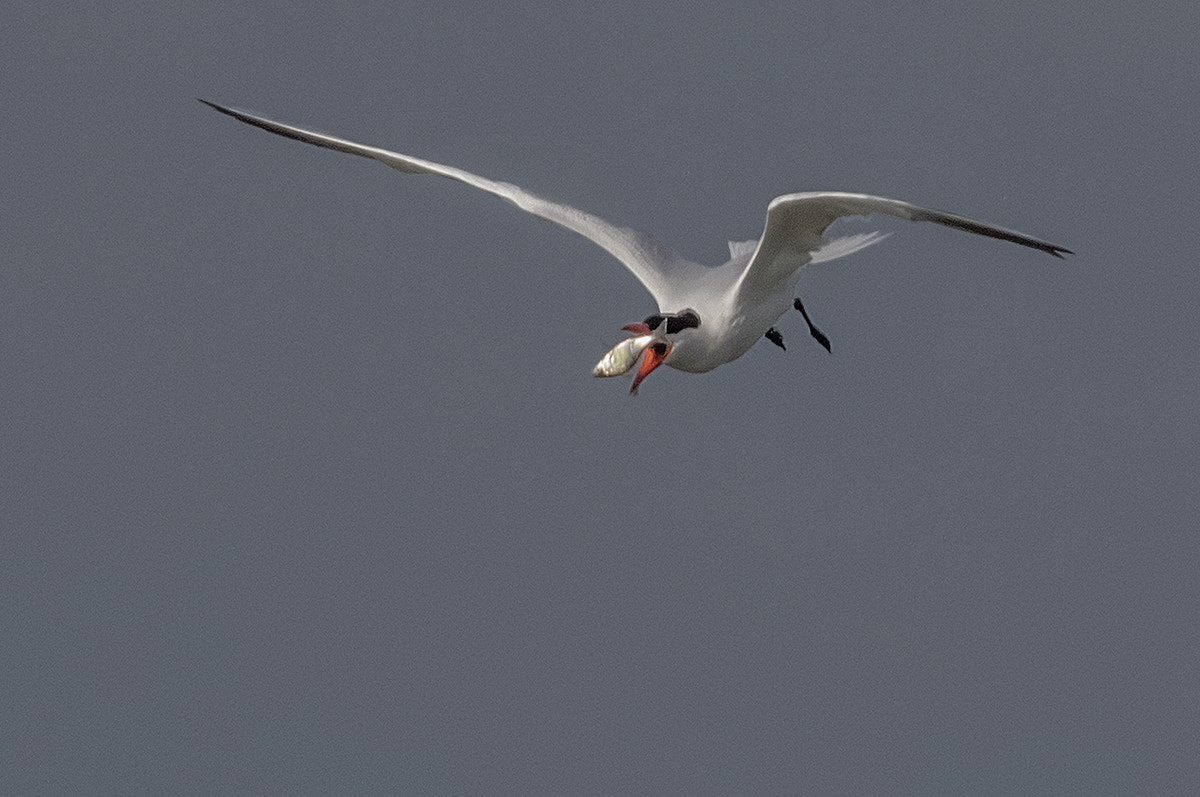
[201,100,1071,394]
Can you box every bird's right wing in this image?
[201,100,682,305]
[732,191,1072,305]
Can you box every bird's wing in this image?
[732,191,1072,304]
[201,100,682,305]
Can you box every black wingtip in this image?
[1029,240,1073,259]
[198,98,237,118]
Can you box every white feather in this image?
[727,239,759,260]
[810,231,892,264]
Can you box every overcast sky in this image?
[4,2,1199,793]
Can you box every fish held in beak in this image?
[591,322,672,394]
[592,333,655,378]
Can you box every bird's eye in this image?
[643,314,665,331]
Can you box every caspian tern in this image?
[201,100,1072,394]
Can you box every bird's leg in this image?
[794,298,831,353]
[764,327,786,350]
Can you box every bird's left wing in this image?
[201,100,682,304]
[732,191,1072,305]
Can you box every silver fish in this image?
[592,335,655,377]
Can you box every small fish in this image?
[592,334,655,377]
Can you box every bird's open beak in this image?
[619,321,676,396]
[629,340,670,395]
[618,321,671,395]
[592,322,671,395]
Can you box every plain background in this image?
[4,2,1198,793]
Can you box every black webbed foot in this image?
[765,327,786,351]
[794,298,831,353]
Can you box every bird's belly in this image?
[666,314,780,373]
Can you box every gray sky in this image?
[4,2,1198,793]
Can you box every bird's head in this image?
[593,309,701,394]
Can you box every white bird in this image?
[201,100,1071,394]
